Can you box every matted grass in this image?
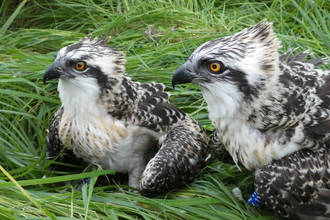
[0,0,329,219]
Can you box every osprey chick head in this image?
[43,36,131,118]
[43,36,126,84]
[172,20,281,118]
[172,20,310,169]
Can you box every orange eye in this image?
[75,62,85,70]
[210,62,221,72]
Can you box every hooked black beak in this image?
[43,61,64,84]
[172,64,196,89]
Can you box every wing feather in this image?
[212,128,236,164]
[131,82,186,132]
[46,106,65,159]
[255,147,330,219]
[140,119,210,197]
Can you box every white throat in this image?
[200,81,242,119]
[58,77,104,119]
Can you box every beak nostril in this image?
[44,62,64,83]
[55,67,62,72]
[172,64,195,88]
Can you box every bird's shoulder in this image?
[246,51,330,150]
[128,82,187,132]
[276,51,330,139]
[279,50,329,88]
[138,82,170,106]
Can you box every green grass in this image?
[0,0,329,219]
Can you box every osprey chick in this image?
[44,36,210,197]
[172,21,330,219]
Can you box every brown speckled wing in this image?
[129,82,186,132]
[46,106,65,159]
[133,82,210,196]
[140,118,210,197]
[255,147,330,219]
[211,128,236,165]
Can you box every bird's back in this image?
[276,50,330,148]
[129,82,187,132]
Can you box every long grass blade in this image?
[0,0,27,38]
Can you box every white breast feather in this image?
[213,117,306,170]
[200,81,242,119]
[57,77,160,173]
[201,81,309,170]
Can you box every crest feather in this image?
[80,35,110,46]
[238,20,282,74]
